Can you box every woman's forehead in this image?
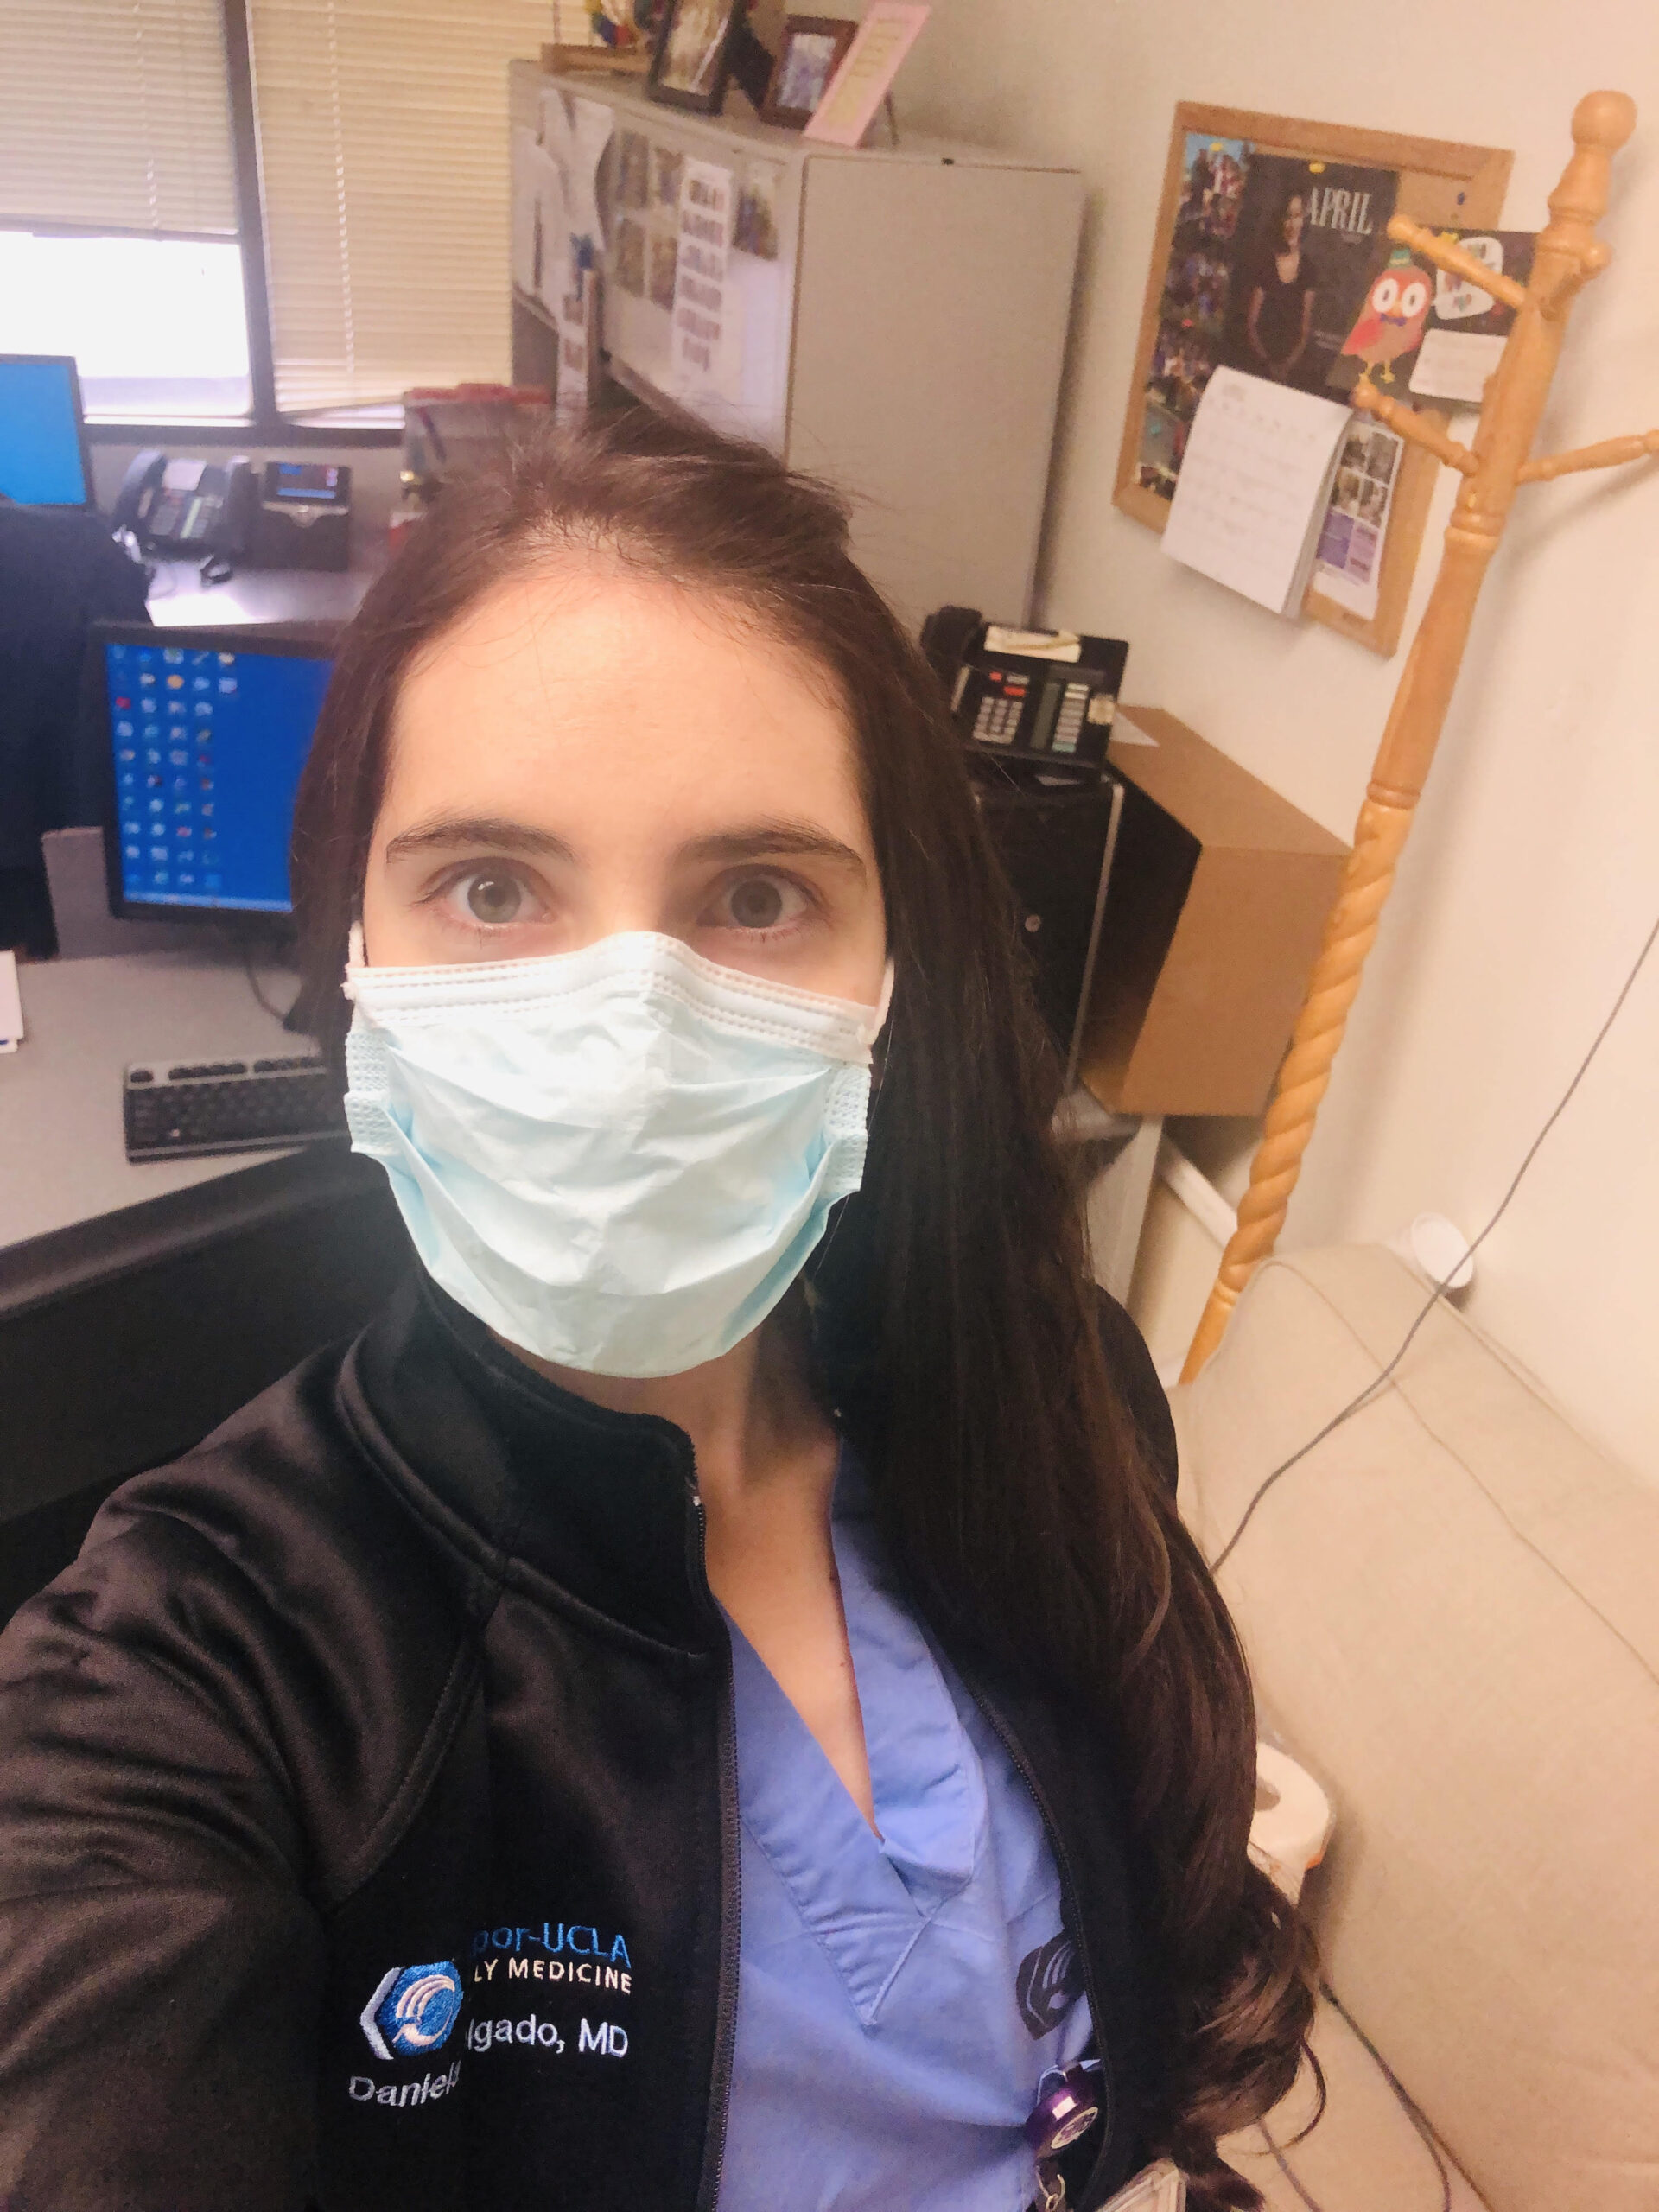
[381,564,869,850]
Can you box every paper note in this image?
[802,2,930,147]
[1160,366,1352,615]
[0,949,22,1052]
[672,158,743,406]
[532,147,569,321]
[1409,231,1535,407]
[510,127,540,298]
[555,265,598,421]
[540,89,612,250]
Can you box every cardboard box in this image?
[1079,707,1349,1117]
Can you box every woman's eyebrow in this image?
[382,814,867,878]
[382,815,576,864]
[678,822,868,877]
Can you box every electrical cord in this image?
[1256,1980,1453,2212]
[1207,901,1659,1576]
[241,936,299,1025]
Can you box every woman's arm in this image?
[1245,283,1269,365]
[1283,283,1316,376]
[0,1515,326,2210]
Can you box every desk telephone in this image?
[920,608,1132,1089]
[111,450,259,561]
[921,607,1130,773]
[111,454,352,574]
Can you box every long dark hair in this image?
[290,404,1315,2205]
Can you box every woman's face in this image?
[359,563,888,1006]
[1281,197,1306,245]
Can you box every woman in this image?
[1244,193,1318,385]
[0,410,1313,2210]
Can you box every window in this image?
[0,234,252,423]
[0,1,251,421]
[0,1,546,433]
[247,1,548,417]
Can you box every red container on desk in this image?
[403,385,552,495]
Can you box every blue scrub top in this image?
[719,1452,1094,2212]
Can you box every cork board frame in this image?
[1114,104,1510,656]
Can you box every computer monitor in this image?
[92,624,334,927]
[0,354,94,508]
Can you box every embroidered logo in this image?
[360,1961,466,2061]
[1016,1933,1082,2038]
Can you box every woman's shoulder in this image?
[0,1333,480,1894]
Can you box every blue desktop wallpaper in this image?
[105,639,332,912]
[0,359,88,505]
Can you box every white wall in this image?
[902,2,1659,1484]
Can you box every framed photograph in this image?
[1114,102,1510,656]
[647,0,747,114]
[760,16,855,130]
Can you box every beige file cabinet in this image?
[511,64,1083,632]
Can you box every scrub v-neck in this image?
[717,1450,1094,2212]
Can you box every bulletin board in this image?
[1114,104,1510,656]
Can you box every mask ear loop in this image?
[860,958,896,1050]
[346,920,366,970]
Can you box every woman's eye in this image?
[452,869,531,927]
[710,873,810,933]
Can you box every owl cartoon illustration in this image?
[1339,247,1433,384]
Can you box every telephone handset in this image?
[920,607,1130,773]
[112,449,257,559]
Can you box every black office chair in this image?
[0,1154,416,1631]
[0,503,149,952]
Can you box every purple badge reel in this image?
[1027,2064,1185,2212]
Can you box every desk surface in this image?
[1,947,315,1250]
[145,549,386,628]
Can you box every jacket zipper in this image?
[688,1484,741,2212]
[959,1666,1116,2211]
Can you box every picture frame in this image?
[760,16,856,130]
[647,0,747,114]
[1115,103,1510,656]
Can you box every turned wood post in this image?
[1181,92,1638,1382]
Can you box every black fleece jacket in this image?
[0,1276,1178,2211]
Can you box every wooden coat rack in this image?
[1184,90,1657,1381]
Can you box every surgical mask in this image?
[343,929,892,1378]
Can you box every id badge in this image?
[1101,2160,1186,2212]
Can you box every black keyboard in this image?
[124,1053,348,1161]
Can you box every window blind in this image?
[247,0,547,414]
[0,0,238,236]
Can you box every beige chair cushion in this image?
[1221,1993,1490,2212]
[1173,1247,1659,2212]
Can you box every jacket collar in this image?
[346,1274,718,1652]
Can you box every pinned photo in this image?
[652,143,684,208]
[613,216,646,297]
[617,130,650,211]
[733,162,782,260]
[649,230,680,311]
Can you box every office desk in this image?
[2,947,304,1248]
[144,547,387,628]
[0,947,411,1610]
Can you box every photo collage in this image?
[608,124,782,321]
